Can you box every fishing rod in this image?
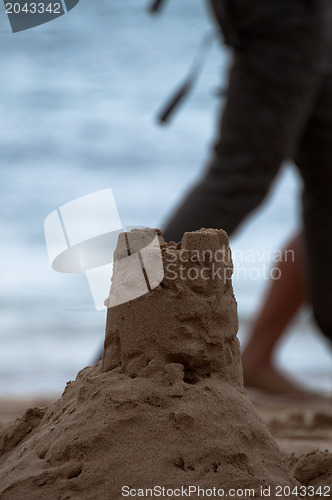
[157,30,219,124]
[146,0,225,123]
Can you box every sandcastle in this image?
[102,228,241,384]
[0,229,302,499]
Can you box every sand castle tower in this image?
[102,228,242,385]
[0,229,299,499]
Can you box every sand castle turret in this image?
[102,228,242,385]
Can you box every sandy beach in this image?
[0,390,331,499]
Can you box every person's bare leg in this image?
[241,233,308,394]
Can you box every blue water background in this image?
[0,0,331,396]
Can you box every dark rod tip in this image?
[148,0,167,14]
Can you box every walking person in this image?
[163,0,332,359]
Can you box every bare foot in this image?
[242,364,312,396]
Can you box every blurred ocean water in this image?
[0,0,331,396]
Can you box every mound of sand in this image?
[0,229,303,499]
[284,450,332,495]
